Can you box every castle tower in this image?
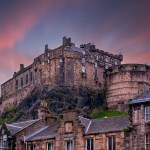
[106,64,150,111]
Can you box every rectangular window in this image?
[145,134,150,150]
[21,77,23,87]
[26,74,28,84]
[16,80,18,90]
[30,72,33,81]
[82,66,85,73]
[86,138,93,150]
[145,106,150,121]
[66,140,73,150]
[29,144,36,150]
[47,143,54,150]
[0,134,7,149]
[107,136,115,150]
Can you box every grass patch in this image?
[91,107,128,119]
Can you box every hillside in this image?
[0,85,105,123]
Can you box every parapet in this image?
[106,64,150,74]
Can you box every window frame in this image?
[29,144,36,150]
[86,138,94,150]
[47,143,54,150]
[145,134,150,150]
[107,136,116,150]
[145,106,150,122]
[65,140,73,150]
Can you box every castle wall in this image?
[106,64,150,111]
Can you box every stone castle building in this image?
[0,36,150,113]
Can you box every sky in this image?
[0,0,150,89]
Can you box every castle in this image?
[0,36,150,114]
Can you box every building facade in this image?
[129,90,150,150]
[0,111,130,150]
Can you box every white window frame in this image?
[47,143,54,150]
[29,144,36,150]
[65,140,73,150]
[82,66,85,73]
[107,136,115,150]
[0,134,7,149]
[145,134,150,150]
[145,106,150,122]
[86,138,94,150]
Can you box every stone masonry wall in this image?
[106,64,150,111]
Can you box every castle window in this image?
[66,140,73,150]
[107,136,116,150]
[26,74,28,84]
[145,106,150,122]
[86,138,93,150]
[48,59,50,64]
[30,72,33,81]
[95,63,98,68]
[47,143,54,150]
[21,77,23,87]
[16,80,18,90]
[60,58,63,62]
[29,144,36,150]
[82,66,85,73]
[82,57,85,64]
[145,134,150,150]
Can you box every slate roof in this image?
[6,119,41,135]
[25,116,129,141]
[130,90,150,105]
[86,116,129,134]
[78,116,91,132]
[25,124,59,141]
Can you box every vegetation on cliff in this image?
[0,85,104,124]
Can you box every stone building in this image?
[0,36,123,114]
[0,111,130,150]
[129,90,150,150]
[106,64,150,111]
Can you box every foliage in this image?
[123,127,132,133]
[5,106,16,112]
[91,107,128,119]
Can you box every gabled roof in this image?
[25,124,59,141]
[86,116,129,134]
[130,90,150,105]
[6,119,41,135]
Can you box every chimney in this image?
[63,110,78,122]
[20,64,24,71]
[38,100,57,126]
[38,101,49,119]
[45,44,48,52]
[45,115,57,127]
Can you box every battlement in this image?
[107,64,150,74]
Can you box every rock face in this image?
[0,86,104,123]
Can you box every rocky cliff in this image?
[0,85,105,123]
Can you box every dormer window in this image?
[145,106,150,121]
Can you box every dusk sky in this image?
[0,0,150,88]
